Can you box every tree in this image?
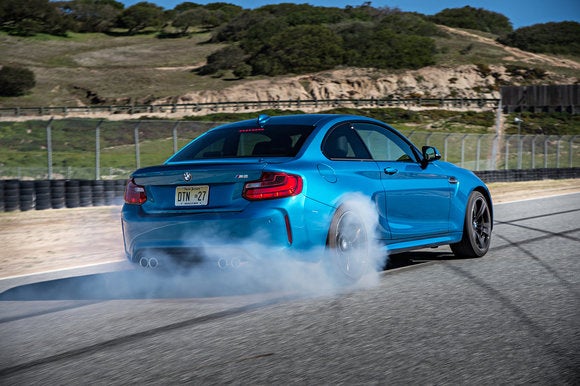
[430,6,513,35]
[0,66,36,96]
[0,0,72,36]
[212,10,277,43]
[338,22,436,69]
[172,8,207,34]
[63,0,124,33]
[498,22,580,56]
[174,2,202,13]
[203,2,243,23]
[378,12,441,37]
[248,25,344,76]
[198,45,246,75]
[233,63,252,79]
[117,1,165,34]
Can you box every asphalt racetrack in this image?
[1,193,579,384]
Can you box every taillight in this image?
[124,179,147,205]
[243,172,303,201]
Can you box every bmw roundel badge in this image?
[183,172,192,182]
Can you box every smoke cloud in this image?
[135,192,388,296]
[0,194,389,301]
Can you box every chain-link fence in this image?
[1,119,578,180]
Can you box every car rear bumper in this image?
[121,197,334,266]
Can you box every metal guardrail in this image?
[0,98,500,118]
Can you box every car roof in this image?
[219,114,370,129]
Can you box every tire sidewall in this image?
[326,205,370,283]
[464,191,491,257]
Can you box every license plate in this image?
[175,185,209,206]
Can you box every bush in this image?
[498,22,580,56]
[233,63,252,79]
[248,25,344,75]
[0,66,36,96]
[339,22,436,70]
[197,45,246,76]
[430,6,513,35]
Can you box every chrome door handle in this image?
[448,176,458,184]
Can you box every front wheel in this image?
[451,190,492,258]
[327,205,370,282]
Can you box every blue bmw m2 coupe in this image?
[122,114,492,280]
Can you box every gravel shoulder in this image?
[1,179,578,279]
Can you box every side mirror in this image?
[421,146,441,168]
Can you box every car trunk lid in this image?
[132,160,272,214]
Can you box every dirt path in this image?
[439,26,580,70]
[0,179,578,279]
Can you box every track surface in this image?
[1,194,579,384]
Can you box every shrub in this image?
[430,6,513,35]
[498,21,580,56]
[0,66,36,96]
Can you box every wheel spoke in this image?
[475,199,487,220]
[481,225,491,238]
[475,232,487,248]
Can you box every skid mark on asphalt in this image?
[444,263,580,383]
[490,228,580,252]
[493,233,580,296]
[0,295,300,378]
[493,206,580,243]
[491,207,579,295]
[493,207,580,224]
[0,301,102,324]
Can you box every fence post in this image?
[444,134,452,162]
[505,135,511,170]
[46,117,54,180]
[134,121,141,169]
[531,135,538,169]
[460,134,468,168]
[95,119,103,180]
[556,136,562,168]
[544,136,549,168]
[425,132,433,146]
[491,98,502,171]
[172,121,180,154]
[517,135,523,169]
[570,136,577,167]
[476,134,484,171]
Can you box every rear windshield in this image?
[168,124,315,162]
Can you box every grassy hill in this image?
[0,24,579,177]
[0,30,228,107]
[0,25,578,109]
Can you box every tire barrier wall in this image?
[0,169,578,212]
[474,167,580,183]
[0,179,127,212]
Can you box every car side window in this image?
[323,123,371,160]
[353,123,416,162]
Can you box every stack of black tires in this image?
[0,179,127,212]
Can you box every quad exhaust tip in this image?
[139,256,242,270]
[138,256,242,269]
[217,257,241,269]
[139,257,159,268]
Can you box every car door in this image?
[319,122,391,240]
[352,122,453,241]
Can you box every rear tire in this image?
[327,205,369,282]
[451,190,492,258]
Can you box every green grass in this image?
[0,30,234,107]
